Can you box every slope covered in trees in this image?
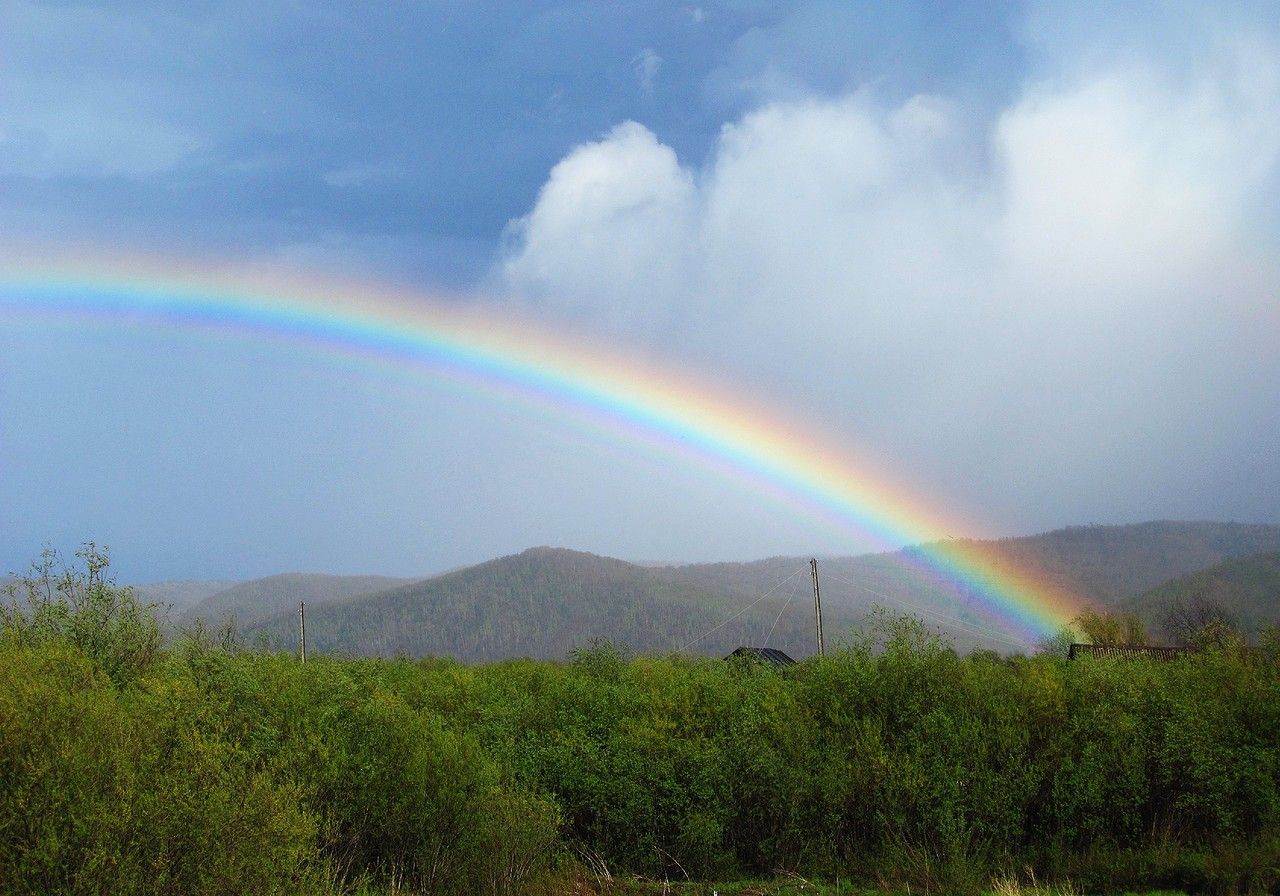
[971,521,1280,605]
[658,522,1280,640]
[236,523,1280,660]
[181,572,419,628]
[1123,551,1280,639]
[243,547,861,661]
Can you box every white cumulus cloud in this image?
[497,32,1280,533]
[500,121,698,337]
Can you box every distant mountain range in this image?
[955,521,1280,604]
[134,579,238,618]
[136,521,1280,661]
[241,547,858,661]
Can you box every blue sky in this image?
[3,1,1279,582]
[1,1,1027,282]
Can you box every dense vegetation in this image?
[4,548,1280,895]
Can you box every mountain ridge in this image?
[128,521,1280,660]
[243,545,868,661]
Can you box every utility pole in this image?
[810,558,825,657]
[298,600,306,663]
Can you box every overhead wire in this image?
[680,566,805,652]
[762,564,805,649]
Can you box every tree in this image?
[1,544,160,685]
[1260,622,1280,663]
[1073,608,1146,646]
[1160,593,1239,649]
[1035,625,1078,658]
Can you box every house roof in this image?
[726,646,797,667]
[1068,643,1192,661]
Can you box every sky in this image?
[2,1,1279,583]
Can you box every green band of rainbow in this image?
[0,255,1085,643]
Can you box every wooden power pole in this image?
[298,600,306,663]
[810,558,825,657]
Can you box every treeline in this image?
[4,550,1280,895]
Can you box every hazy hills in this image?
[116,520,1280,661]
[649,521,1280,648]
[242,547,859,661]
[961,521,1280,604]
[179,573,419,629]
[134,580,238,616]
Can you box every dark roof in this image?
[1068,643,1192,661]
[726,647,797,668]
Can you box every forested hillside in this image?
[243,547,863,660]
[661,521,1280,615]
[235,523,1280,660]
[969,521,1280,605]
[1123,551,1280,638]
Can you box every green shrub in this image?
[1,545,159,686]
[0,641,320,896]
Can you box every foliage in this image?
[1,544,160,685]
[1260,623,1280,663]
[1072,608,1147,646]
[990,871,1082,896]
[1159,593,1240,648]
[1124,551,1280,643]
[1034,625,1078,659]
[0,641,320,896]
[4,551,1280,895]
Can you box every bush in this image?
[1,545,159,686]
[0,640,320,896]
[157,647,561,895]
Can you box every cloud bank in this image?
[499,27,1280,535]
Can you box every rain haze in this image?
[2,1,1278,583]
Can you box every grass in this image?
[538,873,1191,896]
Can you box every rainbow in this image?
[0,252,1086,644]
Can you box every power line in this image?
[762,565,805,649]
[681,566,805,652]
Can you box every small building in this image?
[725,647,797,668]
[1068,643,1192,661]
